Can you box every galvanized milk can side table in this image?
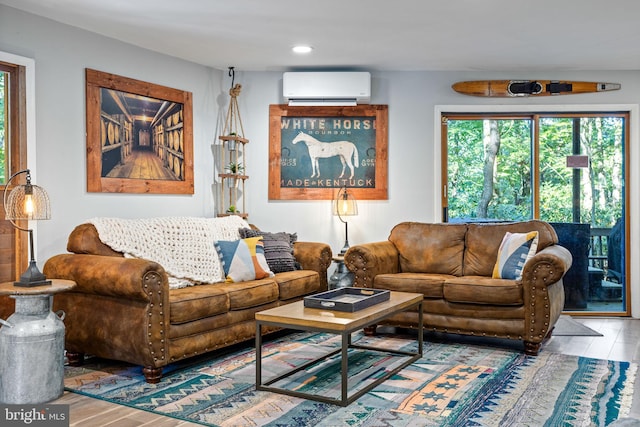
[0,279,76,404]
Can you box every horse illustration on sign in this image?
[291,131,359,179]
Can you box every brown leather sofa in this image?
[43,223,331,383]
[344,220,572,355]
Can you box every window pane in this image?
[446,118,532,221]
[538,118,574,221]
[539,117,624,226]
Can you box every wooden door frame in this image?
[0,60,28,282]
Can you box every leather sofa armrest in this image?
[343,241,400,288]
[43,254,168,302]
[293,241,333,289]
[521,244,572,344]
[522,244,573,288]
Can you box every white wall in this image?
[2,5,639,315]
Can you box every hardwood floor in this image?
[53,317,640,426]
[544,316,640,362]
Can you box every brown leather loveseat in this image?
[43,220,331,383]
[344,220,572,355]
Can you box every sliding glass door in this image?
[442,112,628,314]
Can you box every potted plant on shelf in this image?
[225,162,244,174]
[226,205,237,214]
[225,162,244,187]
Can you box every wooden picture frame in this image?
[85,68,194,194]
[268,104,388,200]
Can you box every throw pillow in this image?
[492,231,539,280]
[214,237,274,283]
[239,227,297,245]
[238,228,299,273]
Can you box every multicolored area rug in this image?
[65,332,636,427]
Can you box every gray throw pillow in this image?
[238,228,299,273]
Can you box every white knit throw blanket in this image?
[88,216,250,289]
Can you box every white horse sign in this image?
[269,105,388,200]
[284,119,371,187]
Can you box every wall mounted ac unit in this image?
[283,71,371,106]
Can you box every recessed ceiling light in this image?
[292,45,313,54]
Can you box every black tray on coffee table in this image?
[304,287,390,312]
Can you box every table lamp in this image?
[3,169,51,286]
[333,186,358,255]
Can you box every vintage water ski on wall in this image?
[452,80,621,97]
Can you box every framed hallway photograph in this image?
[85,68,194,194]
[268,104,388,200]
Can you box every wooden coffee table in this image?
[255,291,423,406]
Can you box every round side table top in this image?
[0,279,76,296]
